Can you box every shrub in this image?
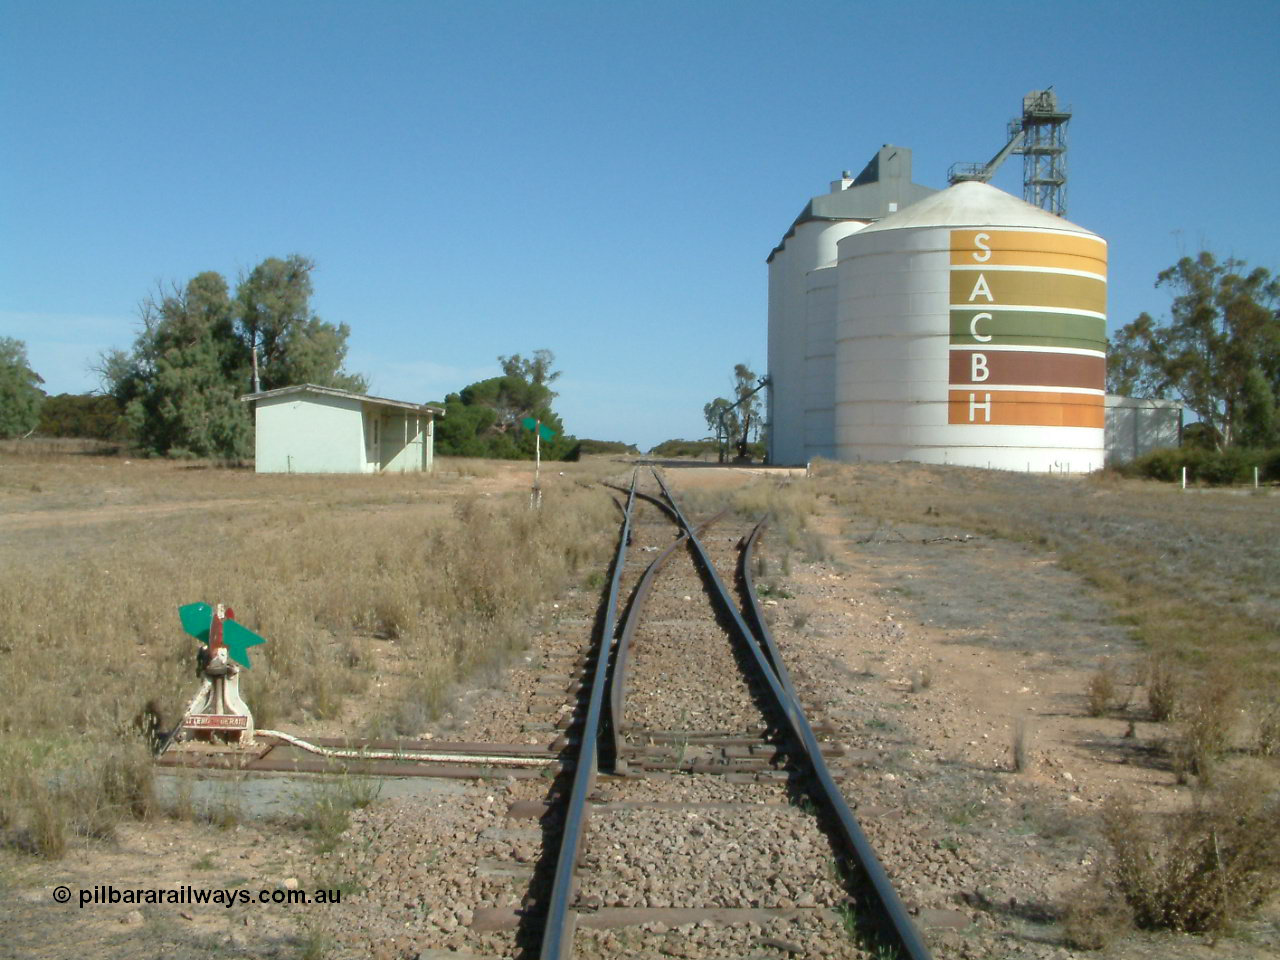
[1147,656,1180,722]
[1253,694,1280,756]
[1062,875,1133,950]
[910,667,933,693]
[1086,663,1118,717]
[1169,671,1238,785]
[1101,775,1280,932]
[1122,446,1276,486]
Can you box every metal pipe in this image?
[256,729,555,767]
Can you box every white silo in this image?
[770,217,868,464]
[802,263,843,460]
[767,147,936,464]
[834,181,1107,471]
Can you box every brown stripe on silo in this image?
[949,350,1105,390]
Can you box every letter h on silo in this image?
[968,393,992,423]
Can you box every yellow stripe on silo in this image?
[949,230,1107,273]
[947,390,1105,428]
[950,270,1107,314]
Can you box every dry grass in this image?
[0,446,620,857]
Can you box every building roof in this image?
[856,180,1099,237]
[240,384,444,415]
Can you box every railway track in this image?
[528,468,932,960]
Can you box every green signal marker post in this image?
[173,601,264,748]
[521,417,556,509]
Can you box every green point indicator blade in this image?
[538,425,556,441]
[221,618,266,669]
[521,417,537,431]
[178,602,213,642]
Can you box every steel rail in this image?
[601,482,682,524]
[608,508,729,771]
[539,469,637,960]
[739,515,802,708]
[651,469,934,960]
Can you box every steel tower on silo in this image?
[948,88,1072,217]
[1014,89,1070,216]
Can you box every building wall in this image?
[255,393,367,473]
[379,409,430,473]
[1104,396,1182,464]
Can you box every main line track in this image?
[537,468,932,960]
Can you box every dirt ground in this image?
[1,457,1276,958]
[769,500,1279,958]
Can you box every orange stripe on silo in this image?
[949,229,1108,270]
[947,390,1105,428]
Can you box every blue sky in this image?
[3,1,1277,451]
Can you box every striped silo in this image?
[833,181,1107,471]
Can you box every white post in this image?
[532,420,542,509]
[1255,466,1260,489]
[1181,466,1187,490]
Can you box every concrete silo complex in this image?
[833,181,1107,471]
[767,172,1107,471]
[766,146,936,465]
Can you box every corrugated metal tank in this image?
[834,182,1107,471]
[768,219,868,464]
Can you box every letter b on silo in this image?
[971,353,989,382]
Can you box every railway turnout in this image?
[537,468,932,960]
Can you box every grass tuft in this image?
[1011,719,1031,773]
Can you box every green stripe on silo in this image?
[950,310,1107,351]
